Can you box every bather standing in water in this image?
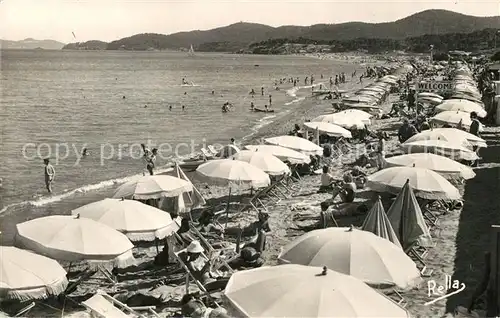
[43,158,55,193]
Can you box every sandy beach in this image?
[4,56,499,318]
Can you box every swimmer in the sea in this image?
[123,96,126,99]
[82,148,90,156]
[44,158,55,193]
[261,87,264,96]
[212,90,215,95]
[182,105,185,111]
[184,92,187,95]
[250,101,255,111]
[169,105,172,111]
[144,105,148,108]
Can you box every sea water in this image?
[0,50,359,243]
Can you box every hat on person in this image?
[186,240,204,253]
[240,247,261,263]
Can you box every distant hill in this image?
[1,38,65,50]
[62,40,108,50]
[61,9,500,52]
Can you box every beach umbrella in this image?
[366,166,461,200]
[342,95,378,103]
[113,175,193,200]
[431,111,472,127]
[278,227,420,289]
[0,246,68,301]
[15,215,135,267]
[436,99,486,118]
[303,122,352,138]
[72,198,180,242]
[386,181,433,250]
[418,92,443,99]
[419,97,443,105]
[231,150,290,176]
[264,135,323,156]
[196,159,270,189]
[385,153,475,180]
[335,109,373,120]
[359,86,387,93]
[244,145,310,164]
[355,90,383,97]
[312,113,367,129]
[404,128,487,148]
[362,197,402,248]
[167,162,206,209]
[224,264,410,318]
[402,139,479,161]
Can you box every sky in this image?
[1,0,499,43]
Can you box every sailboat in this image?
[188,44,195,56]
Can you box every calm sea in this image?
[0,49,358,242]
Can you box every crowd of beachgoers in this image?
[1,53,498,318]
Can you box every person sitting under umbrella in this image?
[318,166,335,192]
[398,118,418,143]
[184,240,215,285]
[331,173,357,203]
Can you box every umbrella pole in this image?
[225,187,232,230]
[155,238,159,254]
[68,262,73,274]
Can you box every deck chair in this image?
[173,248,231,306]
[10,302,35,317]
[404,243,433,277]
[82,290,160,318]
[200,148,215,160]
[207,145,219,157]
[386,290,408,308]
[64,267,99,295]
[187,223,243,265]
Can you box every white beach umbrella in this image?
[224,265,410,318]
[359,86,387,93]
[419,97,443,105]
[0,246,68,301]
[312,113,367,129]
[15,215,135,267]
[303,122,352,138]
[366,166,461,200]
[277,227,420,289]
[264,135,323,156]
[436,99,486,118]
[72,198,180,241]
[385,153,475,180]
[431,111,472,127]
[404,128,487,148]
[342,95,378,103]
[196,159,270,188]
[231,150,290,176]
[402,139,479,161]
[244,145,310,164]
[113,175,193,200]
[418,92,443,99]
[335,109,373,120]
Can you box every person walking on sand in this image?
[268,94,272,108]
[44,158,55,193]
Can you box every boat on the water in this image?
[252,108,275,113]
[179,160,205,171]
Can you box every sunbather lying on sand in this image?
[181,293,230,318]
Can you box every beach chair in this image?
[64,267,99,295]
[207,145,219,157]
[386,290,408,308]
[8,302,36,317]
[404,243,433,277]
[82,290,160,318]
[173,248,231,306]
[201,148,215,160]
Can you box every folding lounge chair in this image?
[82,290,160,318]
[386,290,408,308]
[207,145,219,157]
[201,148,215,160]
[9,302,35,317]
[173,248,231,306]
[404,243,433,277]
